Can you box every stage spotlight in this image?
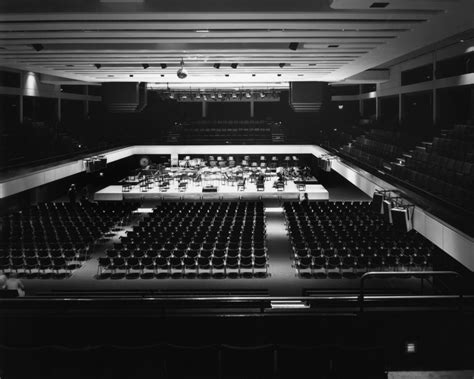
[32,44,44,52]
[177,58,188,79]
[245,92,251,98]
[231,93,237,99]
[160,63,167,69]
[288,42,299,51]
[142,63,150,69]
[213,63,221,69]
[231,63,238,69]
[279,63,286,68]
[94,64,102,69]
[260,92,265,98]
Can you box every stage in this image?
[94,180,329,201]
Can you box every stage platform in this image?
[94,181,329,202]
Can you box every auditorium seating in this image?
[172,120,273,144]
[391,124,474,211]
[340,129,421,170]
[0,201,137,277]
[284,201,437,277]
[98,201,268,279]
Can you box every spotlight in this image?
[160,63,167,69]
[94,64,102,69]
[260,92,265,98]
[177,58,188,79]
[195,93,201,99]
[245,92,251,99]
[288,42,299,51]
[169,93,175,99]
[213,63,221,69]
[129,74,134,77]
[252,74,256,77]
[338,104,344,110]
[231,93,237,99]
[279,63,286,68]
[231,63,238,69]
[217,93,223,99]
[142,63,150,69]
[32,44,44,52]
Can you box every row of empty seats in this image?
[1,201,138,278]
[98,202,268,279]
[284,201,437,277]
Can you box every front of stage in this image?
[94,180,328,201]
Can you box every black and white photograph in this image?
[0,1,473,378]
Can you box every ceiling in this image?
[0,0,473,88]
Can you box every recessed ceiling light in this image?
[160,74,164,77]
[370,2,389,8]
[129,74,133,77]
[231,63,238,69]
[94,64,101,69]
[142,63,150,69]
[328,44,339,48]
[252,74,256,77]
[225,74,230,77]
[160,63,167,69]
[277,74,282,77]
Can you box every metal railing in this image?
[359,271,464,312]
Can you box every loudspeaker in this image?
[383,200,393,224]
[288,42,299,51]
[371,192,384,213]
[392,208,412,232]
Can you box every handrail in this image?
[359,271,463,312]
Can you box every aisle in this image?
[264,206,299,296]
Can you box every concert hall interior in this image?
[0,1,474,378]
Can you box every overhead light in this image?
[160,74,164,77]
[338,104,344,110]
[32,44,44,52]
[213,63,221,69]
[94,64,102,69]
[260,92,265,98]
[129,74,134,77]
[370,2,389,8]
[177,58,188,79]
[288,42,299,51]
[277,73,282,77]
[328,44,339,48]
[231,93,237,99]
[245,92,251,98]
[142,63,150,69]
[160,63,167,69]
[230,63,238,69]
[279,63,285,68]
[196,29,209,33]
[252,74,256,77]
[225,74,230,77]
